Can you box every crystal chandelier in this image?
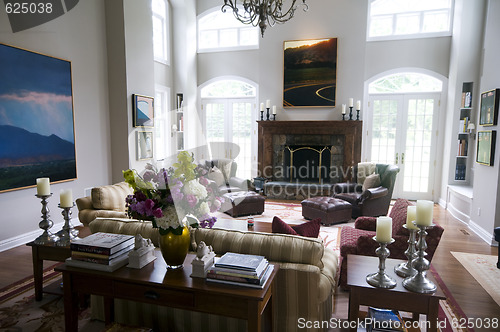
[221,0,309,37]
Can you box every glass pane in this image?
[206,103,225,142]
[199,30,218,49]
[201,80,256,98]
[232,102,252,179]
[240,27,259,46]
[371,0,451,15]
[395,13,420,35]
[369,73,442,93]
[423,11,449,32]
[219,29,238,47]
[153,16,165,59]
[152,0,165,16]
[371,99,398,164]
[370,15,393,37]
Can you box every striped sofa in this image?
[89,223,339,332]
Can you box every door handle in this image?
[395,153,399,164]
[401,153,405,164]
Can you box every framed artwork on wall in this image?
[479,88,499,126]
[283,38,337,108]
[133,94,154,127]
[476,130,496,166]
[0,43,77,193]
[137,131,153,160]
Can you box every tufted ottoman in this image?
[222,191,265,217]
[301,196,352,225]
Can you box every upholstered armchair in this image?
[333,163,399,218]
[338,199,444,290]
[198,158,251,195]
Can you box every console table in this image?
[56,251,278,331]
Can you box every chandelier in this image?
[222,0,309,37]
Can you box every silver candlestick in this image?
[366,236,397,289]
[395,225,418,277]
[56,203,79,247]
[403,223,437,293]
[34,194,59,245]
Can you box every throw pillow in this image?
[207,167,225,187]
[362,173,381,191]
[271,216,321,238]
[221,161,233,182]
[357,162,376,185]
[389,198,413,235]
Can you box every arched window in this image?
[369,72,443,93]
[198,8,259,52]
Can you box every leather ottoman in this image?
[222,191,265,217]
[301,197,352,225]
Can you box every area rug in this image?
[451,251,500,307]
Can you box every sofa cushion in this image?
[357,162,376,185]
[272,216,321,238]
[91,182,133,211]
[362,173,381,191]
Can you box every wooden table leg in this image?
[248,300,262,332]
[427,298,440,332]
[348,287,360,332]
[62,272,78,331]
[31,246,43,301]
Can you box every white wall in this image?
[0,0,111,247]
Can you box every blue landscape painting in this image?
[0,43,77,193]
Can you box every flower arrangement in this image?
[123,151,224,235]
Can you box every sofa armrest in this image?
[357,234,408,260]
[333,182,361,194]
[76,196,93,210]
[354,216,377,231]
[228,176,250,190]
[360,186,388,202]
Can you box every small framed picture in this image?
[476,130,496,166]
[479,89,499,126]
[136,131,153,160]
[133,94,154,127]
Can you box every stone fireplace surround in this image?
[257,121,362,200]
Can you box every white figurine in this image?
[190,241,215,278]
[127,234,156,269]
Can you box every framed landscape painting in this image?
[0,43,77,193]
[283,38,337,108]
[476,131,496,166]
[479,88,499,126]
[133,94,154,127]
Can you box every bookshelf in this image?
[454,82,473,181]
[175,93,185,151]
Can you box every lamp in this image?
[467,123,475,139]
[222,0,308,37]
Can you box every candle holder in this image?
[273,114,276,121]
[349,106,353,120]
[34,194,59,245]
[266,107,270,121]
[260,110,264,121]
[342,113,346,121]
[366,236,397,289]
[394,225,418,277]
[356,109,360,120]
[402,223,437,293]
[56,203,79,247]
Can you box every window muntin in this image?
[369,73,442,94]
[201,80,256,98]
[368,0,453,40]
[198,8,259,52]
[152,0,169,63]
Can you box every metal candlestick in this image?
[356,109,360,120]
[342,113,346,121]
[403,223,437,293]
[34,194,59,245]
[260,110,264,121]
[273,114,276,121]
[349,106,353,120]
[366,237,397,288]
[266,107,270,120]
[56,203,79,247]
[394,225,418,277]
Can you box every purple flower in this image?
[199,176,209,186]
[143,170,155,182]
[186,194,198,208]
[153,208,163,218]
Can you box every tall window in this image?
[155,85,171,160]
[198,8,259,53]
[152,0,169,63]
[367,0,454,41]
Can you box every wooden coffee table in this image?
[347,254,446,332]
[56,251,278,332]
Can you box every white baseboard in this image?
[438,198,447,209]
[447,201,470,225]
[468,219,496,246]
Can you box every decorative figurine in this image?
[190,241,216,278]
[127,234,156,269]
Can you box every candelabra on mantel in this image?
[260,109,264,121]
[34,194,59,245]
[266,107,270,121]
[356,109,360,121]
[349,106,354,120]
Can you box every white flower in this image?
[197,201,210,217]
[183,179,207,199]
[155,206,183,230]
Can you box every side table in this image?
[347,254,446,332]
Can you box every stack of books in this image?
[65,232,135,272]
[366,307,407,332]
[206,252,273,289]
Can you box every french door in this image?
[368,93,440,200]
[202,98,256,179]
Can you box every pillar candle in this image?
[349,98,354,107]
[266,99,271,108]
[36,178,50,196]
[272,106,277,114]
[260,103,264,112]
[376,216,392,243]
[356,100,361,110]
[342,104,346,114]
[60,189,73,208]
[416,200,433,226]
[406,206,418,230]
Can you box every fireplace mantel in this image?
[257,121,362,181]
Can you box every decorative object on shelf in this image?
[176,93,183,110]
[136,131,153,160]
[123,151,223,269]
[128,234,156,269]
[221,0,309,37]
[34,193,59,245]
[283,38,337,108]
[356,100,361,120]
[171,124,177,137]
[479,88,499,126]
[341,104,346,120]
[132,94,154,128]
[349,106,353,120]
[0,43,77,194]
[467,123,476,139]
[476,130,496,166]
[260,102,264,120]
[190,241,215,278]
[247,216,254,228]
[272,105,277,120]
[266,108,270,120]
[56,202,79,247]
[366,236,396,289]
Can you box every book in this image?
[207,265,272,285]
[207,265,274,289]
[65,253,129,272]
[366,307,407,332]
[71,243,134,260]
[70,232,135,255]
[207,265,266,279]
[71,249,131,265]
[214,252,267,272]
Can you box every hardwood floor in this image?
[1,203,499,328]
